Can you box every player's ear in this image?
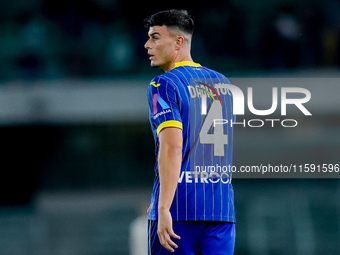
[175,35,185,50]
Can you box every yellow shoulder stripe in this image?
[157,120,183,136]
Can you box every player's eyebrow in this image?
[149,32,161,38]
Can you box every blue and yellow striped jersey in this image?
[147,61,235,222]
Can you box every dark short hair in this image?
[144,9,194,35]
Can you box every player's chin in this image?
[150,61,160,68]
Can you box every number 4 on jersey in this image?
[199,94,228,157]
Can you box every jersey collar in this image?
[173,61,201,69]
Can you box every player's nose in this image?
[145,38,152,49]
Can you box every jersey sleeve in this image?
[147,77,183,136]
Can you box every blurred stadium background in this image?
[0,0,340,254]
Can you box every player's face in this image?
[145,26,177,71]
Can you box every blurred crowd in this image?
[0,0,340,80]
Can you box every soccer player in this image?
[144,10,236,254]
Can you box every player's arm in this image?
[157,127,182,252]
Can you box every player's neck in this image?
[162,52,193,72]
